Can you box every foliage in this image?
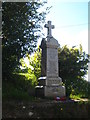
[2,74,37,100]
[20,46,41,80]
[28,46,41,79]
[2,1,48,80]
[18,73,37,86]
[14,46,41,90]
[70,94,81,100]
[58,45,90,97]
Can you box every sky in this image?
[38,1,89,54]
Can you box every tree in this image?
[19,46,41,87]
[58,45,90,96]
[2,1,48,79]
[28,46,41,79]
[20,46,41,80]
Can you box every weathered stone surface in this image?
[44,21,54,37]
[46,77,62,86]
[46,37,59,78]
[45,86,65,97]
[36,21,66,98]
[38,77,62,86]
[40,39,47,76]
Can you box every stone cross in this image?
[44,21,55,37]
[35,20,66,98]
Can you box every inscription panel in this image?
[47,60,58,77]
[48,48,58,60]
[47,47,58,77]
[46,79,62,86]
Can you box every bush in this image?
[67,79,90,99]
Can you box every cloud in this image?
[76,29,88,53]
[53,28,76,47]
[52,28,88,53]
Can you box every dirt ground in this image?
[2,98,90,119]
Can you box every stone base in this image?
[36,76,66,98]
[35,85,65,98]
[44,85,65,97]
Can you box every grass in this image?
[70,94,82,100]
